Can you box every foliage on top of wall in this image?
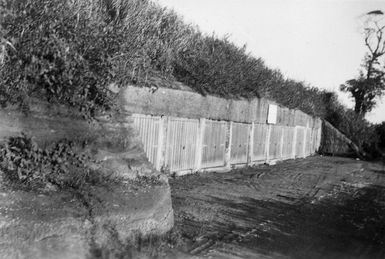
[0,0,334,119]
[0,0,127,117]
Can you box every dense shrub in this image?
[375,122,385,151]
[0,133,97,190]
[0,0,332,119]
[172,30,330,117]
[0,0,129,117]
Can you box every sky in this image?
[156,0,385,123]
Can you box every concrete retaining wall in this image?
[319,120,360,157]
[121,86,321,127]
[123,86,322,174]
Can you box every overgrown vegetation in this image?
[0,0,384,158]
[0,133,103,190]
[0,0,129,117]
[0,0,336,118]
[0,133,164,191]
[375,122,385,151]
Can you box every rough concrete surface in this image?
[121,86,320,128]
[168,156,385,258]
[0,180,173,259]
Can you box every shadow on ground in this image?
[169,157,385,259]
[202,185,385,259]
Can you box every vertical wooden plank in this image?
[225,121,233,169]
[132,114,163,168]
[230,123,249,164]
[165,117,200,172]
[279,126,284,160]
[195,118,205,171]
[165,118,171,171]
[201,120,227,168]
[295,127,305,158]
[317,127,322,151]
[247,122,255,165]
[253,123,268,162]
[157,116,167,171]
[265,124,272,163]
[268,125,283,161]
[302,123,308,158]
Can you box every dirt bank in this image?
[0,98,175,258]
[169,156,385,259]
[0,178,173,259]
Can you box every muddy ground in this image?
[164,156,385,259]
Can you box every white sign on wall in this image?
[267,104,278,124]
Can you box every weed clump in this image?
[0,133,103,191]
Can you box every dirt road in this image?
[168,156,385,259]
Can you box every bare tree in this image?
[340,10,385,115]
